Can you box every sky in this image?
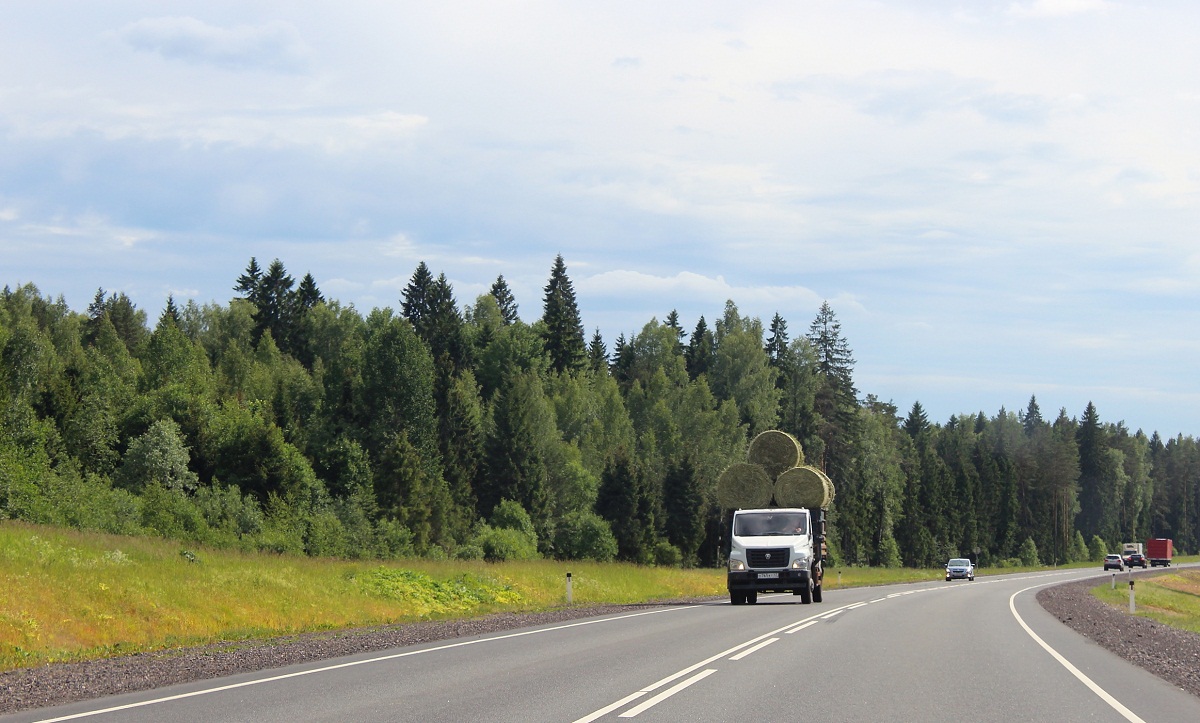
[2,1,1198,437]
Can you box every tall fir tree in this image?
[490,275,520,325]
[540,255,586,374]
[588,328,609,372]
[685,316,714,380]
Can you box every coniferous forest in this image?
[2,255,1197,568]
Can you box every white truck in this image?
[726,507,826,605]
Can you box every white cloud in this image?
[120,16,311,73]
[580,269,822,310]
[1007,0,1112,18]
[18,213,157,248]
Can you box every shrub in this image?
[139,482,209,542]
[375,518,416,559]
[1088,534,1106,561]
[455,544,485,560]
[473,525,539,562]
[1018,537,1040,567]
[490,499,536,539]
[553,510,617,562]
[652,541,682,567]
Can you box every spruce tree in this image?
[665,309,686,355]
[490,275,519,325]
[540,255,586,374]
[588,328,608,372]
[806,301,860,475]
[685,316,714,380]
[401,262,435,333]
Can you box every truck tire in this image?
[799,578,812,604]
[730,592,744,605]
[747,591,758,604]
[812,581,822,603]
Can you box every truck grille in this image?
[748,548,790,568]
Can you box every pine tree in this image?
[685,316,714,380]
[1076,401,1104,538]
[806,301,860,475]
[490,275,519,325]
[765,313,789,368]
[588,328,608,372]
[234,258,263,301]
[904,401,930,439]
[665,310,686,355]
[160,295,181,327]
[401,262,435,333]
[296,273,323,311]
[540,255,586,374]
[662,456,705,565]
[610,333,634,386]
[596,450,652,562]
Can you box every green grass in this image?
[1091,567,1200,634]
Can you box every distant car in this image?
[945,558,975,581]
[1103,554,1125,571]
[1125,552,1147,568]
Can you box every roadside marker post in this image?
[567,572,573,604]
[1128,579,1135,614]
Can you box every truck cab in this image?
[727,507,824,605]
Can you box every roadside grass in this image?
[5,521,1180,672]
[1091,568,1200,634]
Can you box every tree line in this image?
[1,255,1197,566]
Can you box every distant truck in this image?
[727,507,825,605]
[1122,542,1143,556]
[1146,538,1173,567]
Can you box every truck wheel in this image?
[799,579,812,604]
[812,582,823,603]
[747,591,758,604]
[730,592,742,605]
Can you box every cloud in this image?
[4,89,427,152]
[120,16,311,73]
[1008,0,1112,19]
[778,71,1052,125]
[580,269,822,310]
[17,213,157,249]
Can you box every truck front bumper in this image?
[728,568,811,593]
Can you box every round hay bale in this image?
[774,465,836,509]
[716,463,774,509]
[747,430,804,480]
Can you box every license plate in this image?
[757,572,779,579]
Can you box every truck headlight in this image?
[790,554,809,570]
[729,559,745,572]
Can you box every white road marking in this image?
[1009,584,1146,723]
[728,637,779,661]
[31,606,700,723]
[785,620,819,634]
[571,692,648,723]
[618,670,718,718]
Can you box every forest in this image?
[1,255,1197,568]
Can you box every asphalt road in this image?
[6,568,1200,723]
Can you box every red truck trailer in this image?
[1146,538,1173,567]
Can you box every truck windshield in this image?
[735,512,806,536]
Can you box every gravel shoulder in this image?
[4,575,1199,716]
[1037,571,1200,698]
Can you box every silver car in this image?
[945,558,975,581]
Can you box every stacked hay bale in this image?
[717,430,836,510]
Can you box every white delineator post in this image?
[567,572,573,604]
[1129,579,1135,614]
